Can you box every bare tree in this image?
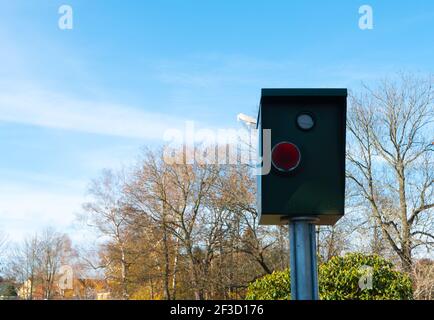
[346,74,434,272]
[6,228,70,299]
[81,169,132,299]
[126,149,226,300]
[219,165,277,275]
[8,235,40,299]
[0,231,7,274]
[121,148,282,300]
[412,259,434,300]
[38,228,70,299]
[126,150,180,300]
[317,223,348,263]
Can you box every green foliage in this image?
[0,282,17,297]
[245,269,290,300]
[245,253,413,300]
[319,253,413,300]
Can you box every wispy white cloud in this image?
[0,88,188,140]
[0,181,84,242]
[153,54,397,93]
[154,54,299,88]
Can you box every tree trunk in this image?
[162,225,171,300]
[120,247,129,299]
[171,237,180,299]
[397,164,412,273]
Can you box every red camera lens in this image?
[271,142,301,172]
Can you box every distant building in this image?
[16,277,111,300]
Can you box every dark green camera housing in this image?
[257,88,347,225]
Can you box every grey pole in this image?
[287,217,319,300]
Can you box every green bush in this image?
[0,282,17,298]
[319,253,412,300]
[245,269,290,300]
[245,253,413,300]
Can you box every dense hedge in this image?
[245,269,291,300]
[320,253,413,299]
[246,253,413,300]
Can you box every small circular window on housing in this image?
[296,113,315,131]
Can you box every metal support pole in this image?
[287,217,319,300]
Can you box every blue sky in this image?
[1,0,434,243]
